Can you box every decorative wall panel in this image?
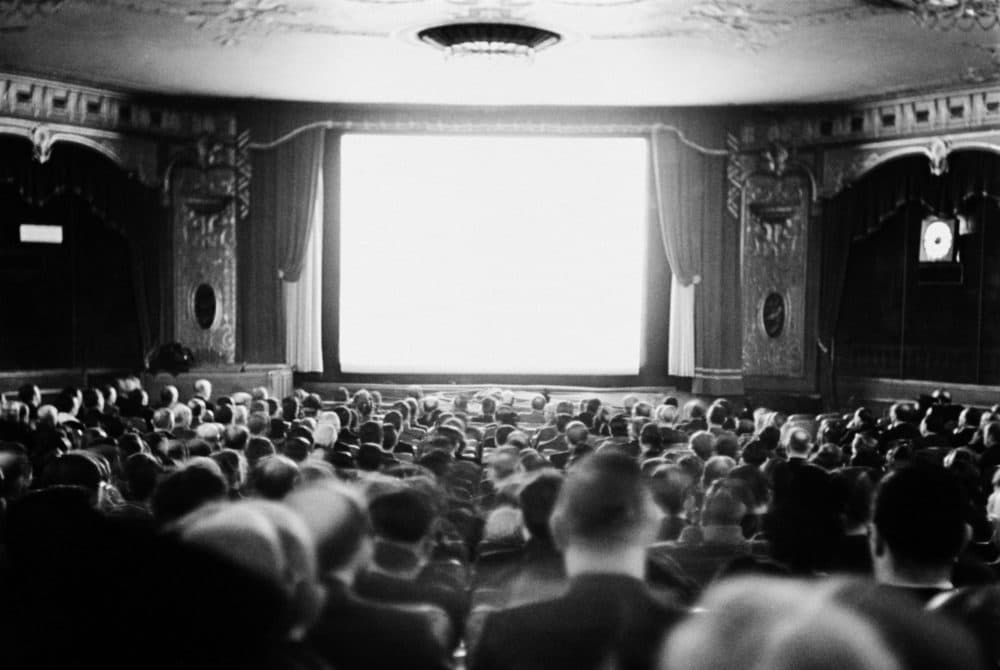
[169,138,239,365]
[740,144,813,378]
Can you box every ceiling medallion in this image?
[417,21,561,60]
[892,0,1000,30]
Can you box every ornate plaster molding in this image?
[0,117,160,185]
[0,71,236,140]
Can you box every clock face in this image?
[922,219,954,262]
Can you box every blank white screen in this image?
[339,133,648,375]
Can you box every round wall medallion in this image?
[762,292,785,338]
[193,283,217,330]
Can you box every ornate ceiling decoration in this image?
[0,0,913,48]
[0,0,65,32]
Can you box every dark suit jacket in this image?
[470,573,683,670]
[308,578,451,670]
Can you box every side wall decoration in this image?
[739,143,814,379]
[0,71,241,365]
[167,137,240,365]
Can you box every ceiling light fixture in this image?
[417,21,561,60]
[896,0,1000,30]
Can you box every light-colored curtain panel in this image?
[668,281,696,377]
[284,169,324,373]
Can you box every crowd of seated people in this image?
[1,379,999,669]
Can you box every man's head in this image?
[151,457,228,523]
[194,379,212,400]
[175,499,324,641]
[701,480,746,526]
[152,408,175,433]
[785,427,812,458]
[358,420,384,446]
[871,465,969,584]
[608,413,630,438]
[160,385,179,408]
[565,421,589,447]
[550,451,660,554]
[519,471,563,542]
[251,455,301,500]
[284,480,372,580]
[123,452,164,502]
[369,487,436,547]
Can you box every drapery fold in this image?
[651,127,703,288]
[284,169,325,373]
[651,126,728,377]
[275,127,325,282]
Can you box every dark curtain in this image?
[818,149,1000,404]
[320,134,341,377]
[0,136,163,362]
[274,129,326,282]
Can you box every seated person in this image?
[870,464,970,603]
[470,452,684,670]
[650,479,765,591]
[354,487,469,637]
[287,481,452,670]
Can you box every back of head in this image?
[369,487,435,543]
[873,464,968,567]
[701,480,746,526]
[784,427,812,456]
[608,413,630,437]
[550,451,658,550]
[496,407,519,427]
[665,577,902,670]
[690,430,717,461]
[124,452,164,501]
[42,451,105,492]
[152,407,175,432]
[246,436,276,468]
[251,454,301,500]
[650,464,691,515]
[159,385,179,407]
[282,436,312,463]
[565,420,589,447]
[519,471,563,541]
[151,457,228,524]
[285,480,370,574]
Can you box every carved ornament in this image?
[740,168,811,378]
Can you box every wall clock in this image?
[920,217,955,263]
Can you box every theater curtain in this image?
[818,149,1000,404]
[650,127,704,377]
[275,128,326,282]
[0,137,163,361]
[284,169,325,372]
